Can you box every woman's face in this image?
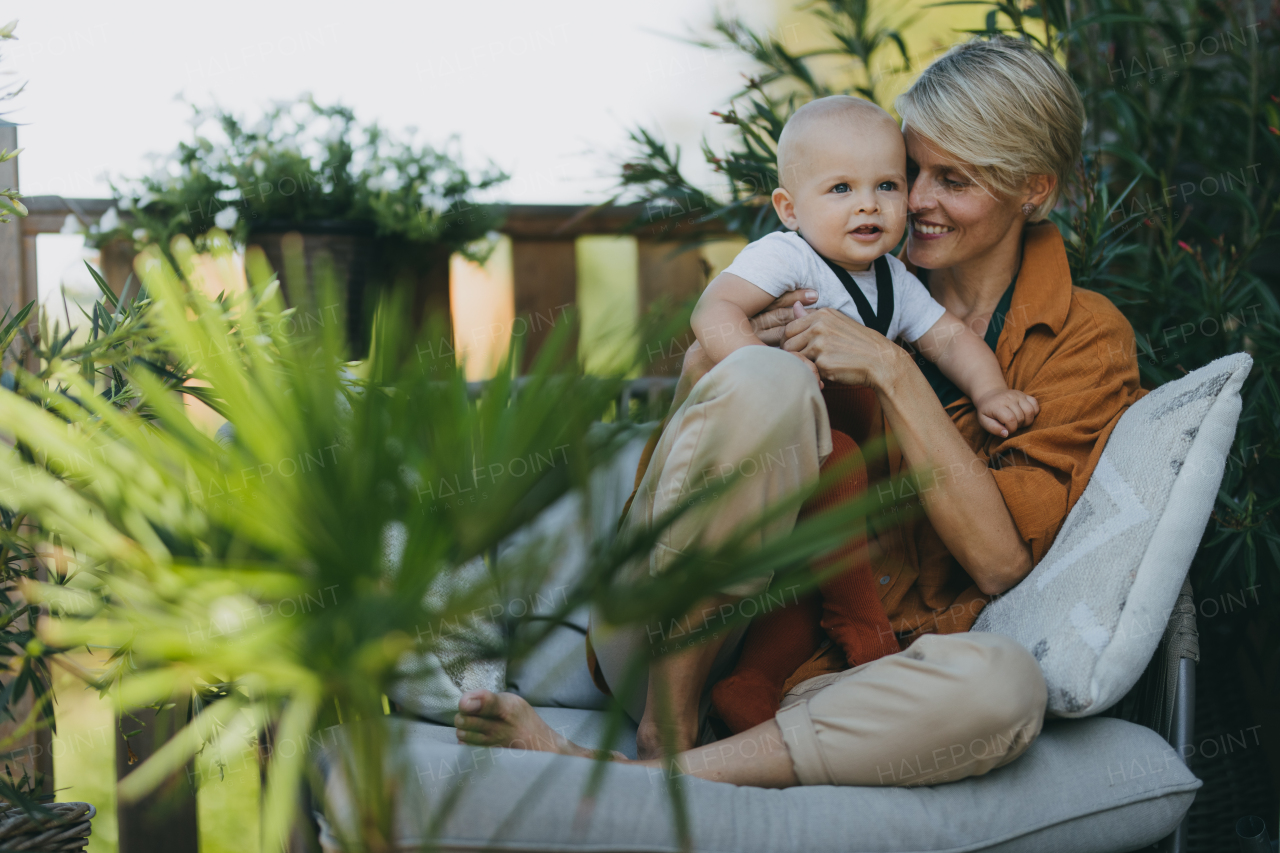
[902,123,1023,271]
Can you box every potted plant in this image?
[89,96,508,355]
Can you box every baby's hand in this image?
[975,389,1039,437]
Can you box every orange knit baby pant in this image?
[710,384,901,734]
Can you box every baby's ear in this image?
[772,187,798,229]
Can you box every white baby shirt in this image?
[721,231,945,343]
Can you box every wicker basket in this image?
[0,802,96,852]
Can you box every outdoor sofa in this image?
[316,353,1252,853]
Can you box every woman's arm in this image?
[782,307,1032,594]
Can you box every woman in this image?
[454,36,1143,788]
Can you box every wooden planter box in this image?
[248,222,452,357]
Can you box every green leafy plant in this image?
[983,0,1280,653]
[0,227,892,847]
[0,245,186,810]
[91,96,508,262]
[0,19,25,223]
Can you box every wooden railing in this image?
[5,194,728,375]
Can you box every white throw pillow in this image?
[973,353,1252,717]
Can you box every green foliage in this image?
[93,96,509,262]
[0,231,887,846]
[0,258,181,809]
[0,19,24,224]
[0,304,51,807]
[617,0,1280,645]
[619,1,915,242]
[995,1,1280,646]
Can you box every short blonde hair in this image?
[895,36,1084,220]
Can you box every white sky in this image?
[9,0,775,204]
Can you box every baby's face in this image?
[774,118,908,270]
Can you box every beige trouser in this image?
[591,346,831,724]
[777,632,1046,786]
[589,346,1048,785]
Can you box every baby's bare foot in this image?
[454,691,624,760]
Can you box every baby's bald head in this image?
[776,96,901,192]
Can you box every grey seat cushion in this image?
[319,710,1199,853]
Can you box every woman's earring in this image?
[1021,203,1035,216]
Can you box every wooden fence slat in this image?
[21,235,36,310]
[637,240,710,376]
[511,238,577,372]
[100,239,137,298]
[116,699,199,853]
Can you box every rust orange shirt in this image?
[878,221,1144,633]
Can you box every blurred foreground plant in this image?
[0,226,888,847]
[0,242,181,808]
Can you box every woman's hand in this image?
[748,289,819,345]
[780,304,905,390]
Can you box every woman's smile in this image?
[911,218,956,240]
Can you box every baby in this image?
[692,95,1037,437]
[693,96,1038,733]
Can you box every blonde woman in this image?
[454,36,1143,788]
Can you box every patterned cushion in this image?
[974,353,1251,717]
[388,430,649,723]
[388,551,506,725]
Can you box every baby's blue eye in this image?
[878,181,898,192]
[830,182,850,193]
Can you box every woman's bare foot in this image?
[454,690,625,760]
[453,691,798,788]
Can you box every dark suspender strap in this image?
[873,255,894,337]
[816,253,895,338]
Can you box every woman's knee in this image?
[704,347,823,424]
[821,430,866,476]
[719,346,816,392]
[926,633,1047,744]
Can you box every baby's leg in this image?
[710,429,887,733]
[710,589,823,734]
[811,430,901,667]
